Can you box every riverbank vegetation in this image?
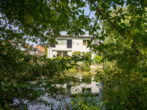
[0,0,146,109]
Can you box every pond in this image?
[28,75,101,110]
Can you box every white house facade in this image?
[47,36,96,58]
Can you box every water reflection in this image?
[29,75,100,110]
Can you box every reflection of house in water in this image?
[29,78,100,109]
[71,81,99,95]
[56,79,99,95]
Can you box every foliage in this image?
[72,51,82,56]
[82,52,92,71]
[0,0,147,109]
[0,41,74,108]
[94,55,102,64]
[0,0,90,43]
[89,0,147,109]
[72,52,92,71]
[83,52,92,62]
[0,0,89,109]
[82,62,90,71]
[71,96,103,110]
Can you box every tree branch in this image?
[90,0,147,58]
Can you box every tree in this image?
[94,55,102,64]
[0,0,90,108]
[88,1,147,109]
[0,0,147,109]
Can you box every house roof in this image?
[58,35,94,39]
[35,45,45,53]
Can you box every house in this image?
[47,36,96,58]
[24,44,45,56]
[33,45,45,56]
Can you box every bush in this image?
[72,51,82,56]
[83,62,90,71]
[94,55,102,64]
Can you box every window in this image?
[67,39,72,48]
[57,51,67,57]
[83,40,90,46]
[57,39,66,45]
[63,51,67,56]
[83,40,86,46]
[57,51,62,56]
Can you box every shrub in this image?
[72,51,82,56]
[94,55,102,64]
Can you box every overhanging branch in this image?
[90,0,147,58]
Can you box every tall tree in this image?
[88,0,147,109]
[0,0,89,108]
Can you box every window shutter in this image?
[67,39,72,48]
